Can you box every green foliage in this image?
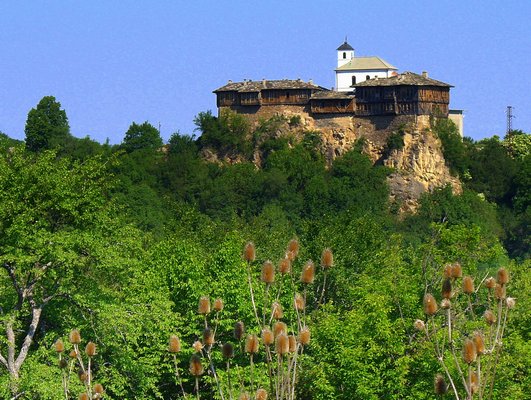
[433,118,468,176]
[196,109,251,155]
[386,124,406,153]
[121,121,163,153]
[24,96,70,152]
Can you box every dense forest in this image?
[0,96,529,399]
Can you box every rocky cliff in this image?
[203,109,461,213]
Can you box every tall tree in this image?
[24,96,70,152]
[0,148,123,395]
[121,121,162,153]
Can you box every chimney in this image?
[422,71,428,78]
[309,79,313,85]
[228,79,233,83]
[262,78,266,86]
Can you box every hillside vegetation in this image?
[0,97,529,399]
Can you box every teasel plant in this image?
[168,239,324,400]
[54,329,104,399]
[415,265,515,400]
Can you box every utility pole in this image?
[506,106,514,135]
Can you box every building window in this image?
[343,52,346,59]
[351,76,356,85]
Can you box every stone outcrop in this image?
[204,108,461,213]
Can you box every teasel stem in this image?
[264,284,270,327]
[87,357,92,398]
[265,345,275,396]
[494,298,503,347]
[478,357,482,400]
[173,354,186,398]
[195,376,200,400]
[249,353,255,393]
[247,260,261,328]
[487,303,509,400]
[290,347,300,400]
[205,346,225,400]
[467,365,473,400]
[60,353,69,400]
[467,294,474,319]
[317,269,328,308]
[427,317,463,400]
[303,287,307,326]
[226,360,234,400]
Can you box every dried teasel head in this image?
[58,358,68,369]
[484,309,495,325]
[189,354,204,376]
[198,296,211,315]
[497,267,509,285]
[275,333,289,355]
[321,248,333,269]
[414,319,426,331]
[261,260,275,284]
[300,260,315,284]
[441,278,452,299]
[78,370,88,383]
[278,258,291,275]
[485,277,496,289]
[203,328,215,346]
[472,332,485,355]
[69,329,81,345]
[262,328,274,346]
[470,371,479,394]
[286,250,296,262]
[294,293,305,311]
[506,297,516,309]
[213,298,224,312]
[462,338,477,364]
[222,343,234,359]
[244,242,256,262]
[193,340,204,353]
[287,239,299,258]
[238,392,250,400]
[69,349,78,359]
[93,383,104,395]
[79,394,89,400]
[298,326,310,346]
[234,321,245,341]
[451,262,462,278]
[441,299,451,309]
[54,339,65,353]
[169,335,181,353]
[463,275,474,294]
[443,264,453,278]
[85,341,96,358]
[434,374,448,395]
[273,321,287,338]
[423,293,438,316]
[288,335,297,353]
[495,283,506,300]
[255,388,268,400]
[245,334,259,354]
[271,301,284,320]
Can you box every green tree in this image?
[24,96,70,152]
[433,118,468,176]
[0,148,123,394]
[121,121,163,153]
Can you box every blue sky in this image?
[1,1,530,144]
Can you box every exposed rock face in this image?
[208,108,461,213]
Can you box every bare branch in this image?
[14,306,42,371]
[3,263,23,310]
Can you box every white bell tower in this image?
[337,38,354,68]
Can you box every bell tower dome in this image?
[337,39,354,68]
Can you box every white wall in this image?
[336,70,392,92]
[337,50,354,68]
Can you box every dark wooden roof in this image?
[310,91,355,100]
[337,41,354,51]
[214,79,325,93]
[353,72,452,88]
